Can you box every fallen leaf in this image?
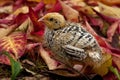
[107,20,120,42]
[0,5,13,14]
[39,46,59,70]
[33,1,45,13]
[14,13,28,27]
[109,66,120,80]
[0,0,13,6]
[13,6,29,16]
[48,0,62,12]
[92,52,112,76]
[28,7,45,35]
[112,56,120,71]
[27,0,56,4]
[103,72,117,80]
[0,54,11,65]
[27,0,41,2]
[26,43,40,51]
[42,68,80,77]
[100,0,120,6]
[98,2,120,18]
[0,24,17,38]
[0,32,27,60]
[42,69,103,80]
[13,0,24,11]
[16,18,30,32]
[4,52,21,80]
[42,0,56,4]
[93,9,120,24]
[86,15,103,29]
[58,0,79,22]
[84,19,120,55]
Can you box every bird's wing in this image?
[62,45,87,61]
[55,28,102,62]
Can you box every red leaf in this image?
[13,0,25,11]
[0,54,11,65]
[48,0,62,12]
[14,13,28,26]
[118,23,120,34]
[0,32,27,60]
[104,72,117,80]
[28,7,45,36]
[107,20,120,42]
[0,15,15,25]
[87,16,103,29]
[58,0,79,22]
[84,18,120,55]
[33,1,45,13]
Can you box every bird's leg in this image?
[51,52,73,67]
[80,64,90,73]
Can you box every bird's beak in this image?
[38,17,44,22]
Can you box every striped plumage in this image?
[39,13,102,64]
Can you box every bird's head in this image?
[38,13,66,30]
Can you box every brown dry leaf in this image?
[43,68,80,77]
[39,46,58,70]
[58,0,79,22]
[92,52,112,76]
[112,56,120,71]
[0,0,13,6]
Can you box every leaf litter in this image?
[0,0,120,80]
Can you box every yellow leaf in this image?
[13,6,29,15]
[98,2,120,18]
[0,5,12,14]
[100,0,120,6]
[0,25,16,38]
[43,0,56,4]
[27,0,56,4]
[0,0,13,6]
[92,53,112,76]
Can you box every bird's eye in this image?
[55,21,58,23]
[49,18,54,21]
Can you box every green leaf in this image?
[109,66,120,80]
[4,52,21,80]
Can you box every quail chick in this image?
[38,13,102,65]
